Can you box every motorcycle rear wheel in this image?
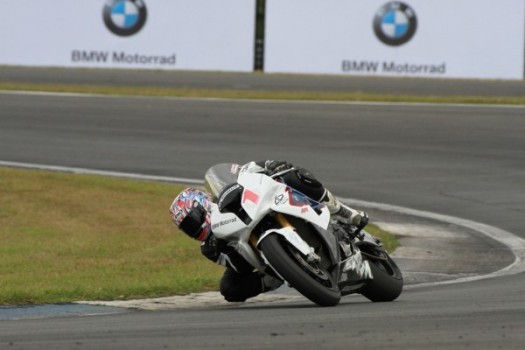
[260,233,341,307]
[360,253,403,302]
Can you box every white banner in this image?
[265,0,525,79]
[0,0,255,72]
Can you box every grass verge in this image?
[0,167,398,305]
[1,82,524,105]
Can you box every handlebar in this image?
[339,222,365,241]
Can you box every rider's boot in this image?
[323,190,369,228]
[261,274,284,292]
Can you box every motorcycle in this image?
[204,163,403,307]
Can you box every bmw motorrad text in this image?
[211,217,238,230]
[71,50,176,66]
[342,60,446,75]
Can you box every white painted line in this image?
[1,90,523,109]
[343,198,525,288]
[0,160,203,185]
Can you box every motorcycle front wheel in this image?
[259,233,341,307]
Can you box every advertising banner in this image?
[265,0,525,79]
[0,0,255,72]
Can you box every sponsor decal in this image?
[342,251,373,279]
[103,0,147,37]
[342,60,446,75]
[171,208,184,225]
[242,189,259,205]
[71,50,176,65]
[274,194,288,205]
[230,164,240,174]
[373,2,417,46]
[288,190,310,207]
[211,217,238,230]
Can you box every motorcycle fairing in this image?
[270,186,330,231]
[210,203,266,270]
[209,204,248,238]
[209,168,351,280]
[257,227,312,256]
[235,172,330,229]
[212,172,336,271]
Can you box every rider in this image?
[169,160,369,303]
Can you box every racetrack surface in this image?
[1,71,525,349]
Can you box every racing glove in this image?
[264,160,293,176]
[352,211,369,230]
[200,234,232,263]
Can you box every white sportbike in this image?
[205,163,403,307]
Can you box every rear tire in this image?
[259,234,341,307]
[360,254,403,302]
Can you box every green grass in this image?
[365,224,398,253]
[0,167,398,305]
[1,81,524,105]
[0,167,223,305]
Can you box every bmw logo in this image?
[103,0,147,37]
[373,2,417,46]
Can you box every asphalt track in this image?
[1,69,525,349]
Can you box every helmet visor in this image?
[179,204,207,240]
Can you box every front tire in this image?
[259,234,341,307]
